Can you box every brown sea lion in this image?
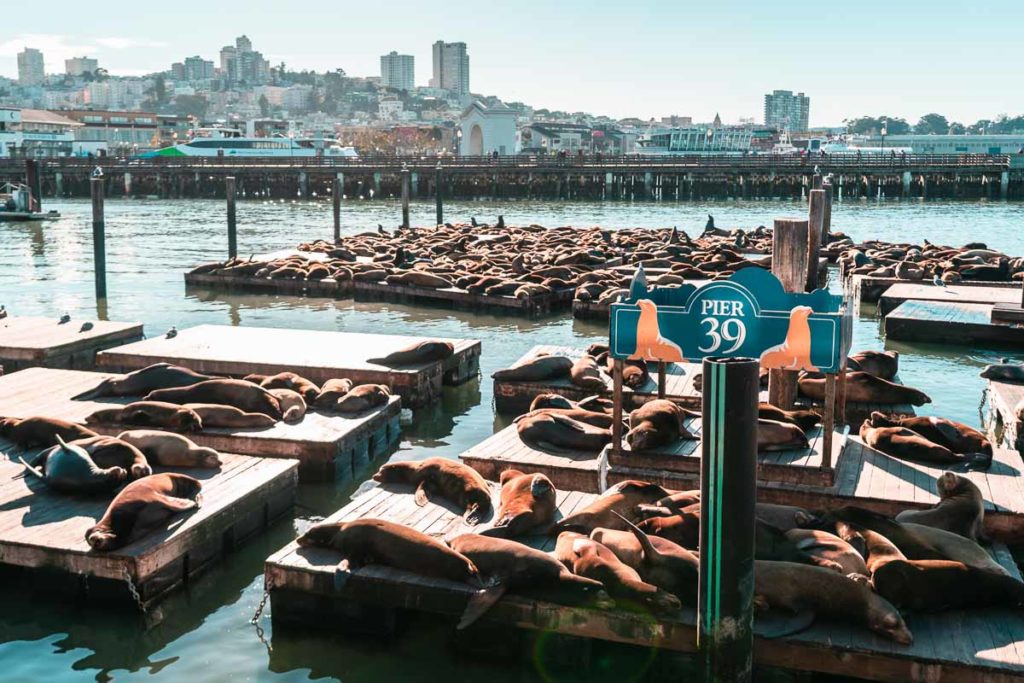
[528,393,575,412]
[555,481,671,533]
[800,371,930,406]
[21,435,127,494]
[181,403,275,429]
[626,400,696,451]
[86,401,204,432]
[979,362,1024,383]
[373,457,492,524]
[492,354,574,382]
[758,419,810,452]
[895,472,984,541]
[117,430,222,469]
[72,363,215,401]
[312,378,354,410]
[516,407,614,429]
[480,469,556,538]
[868,412,991,455]
[367,340,455,366]
[758,403,820,434]
[247,371,320,403]
[146,379,282,420]
[604,511,700,605]
[385,271,452,289]
[333,384,391,414]
[847,350,899,380]
[514,411,610,453]
[86,473,203,551]
[0,416,98,448]
[859,420,991,469]
[72,435,152,479]
[753,561,912,644]
[784,529,869,577]
[569,355,608,392]
[269,388,306,424]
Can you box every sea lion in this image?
[528,393,575,412]
[753,561,912,644]
[373,457,492,524]
[759,306,817,371]
[312,378,355,410]
[555,481,671,533]
[859,420,991,469]
[0,416,98,448]
[895,472,984,541]
[759,419,810,452]
[181,403,275,429]
[21,435,127,494]
[784,529,869,577]
[385,271,452,289]
[979,361,1024,383]
[603,511,700,605]
[117,430,222,469]
[868,412,991,455]
[480,469,556,538]
[626,400,696,451]
[72,363,215,401]
[269,388,306,424]
[516,407,614,429]
[146,380,282,420]
[758,403,820,434]
[629,299,685,362]
[85,473,203,551]
[847,350,899,380]
[514,411,611,453]
[492,355,574,382]
[367,340,455,366]
[569,355,608,392]
[247,371,320,403]
[72,435,152,479]
[85,401,204,432]
[800,371,930,406]
[333,384,391,414]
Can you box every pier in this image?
[0,316,143,373]
[884,300,1024,348]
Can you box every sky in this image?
[2,0,1022,127]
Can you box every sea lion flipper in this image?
[457,583,508,630]
[414,481,433,507]
[72,382,109,401]
[18,456,44,480]
[463,503,484,526]
[154,494,200,513]
[753,609,816,639]
[334,559,353,590]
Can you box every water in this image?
[1,197,1022,682]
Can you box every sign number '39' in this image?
[697,300,748,353]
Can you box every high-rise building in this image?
[219,36,269,86]
[17,48,45,86]
[66,56,99,77]
[430,41,469,96]
[380,52,415,91]
[763,90,810,131]
[183,56,215,81]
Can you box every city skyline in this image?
[1,0,1023,126]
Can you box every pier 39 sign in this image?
[609,266,851,373]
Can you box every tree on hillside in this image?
[173,94,209,119]
[259,94,271,118]
[914,113,949,135]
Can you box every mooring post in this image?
[807,188,826,290]
[768,218,809,409]
[435,163,444,226]
[25,159,41,212]
[822,179,833,244]
[1002,171,1010,201]
[699,357,758,683]
[226,176,237,259]
[811,172,823,190]
[332,174,342,242]
[90,176,107,300]
[611,359,624,451]
[658,361,667,399]
[400,165,411,229]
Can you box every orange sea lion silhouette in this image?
[759,305,818,371]
[630,299,685,362]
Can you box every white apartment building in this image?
[430,41,469,96]
[17,48,45,86]
[380,52,415,91]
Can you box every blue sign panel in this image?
[609,266,850,373]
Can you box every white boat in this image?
[142,128,358,159]
[0,182,60,222]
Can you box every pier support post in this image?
[699,357,758,683]
[25,159,41,212]
[807,188,825,290]
[768,218,809,409]
[123,172,132,198]
[644,172,653,200]
[435,164,444,226]
[811,173,823,191]
[1001,171,1010,200]
[298,172,308,199]
[332,174,342,242]
[411,172,419,197]
[605,172,613,201]
[822,179,833,245]
[400,166,410,229]
[90,177,107,300]
[902,171,912,198]
[226,176,237,259]
[54,172,64,198]
[372,172,381,198]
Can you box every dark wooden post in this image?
[811,172,823,190]
[822,179,833,245]
[25,159,42,212]
[226,176,237,259]
[332,174,342,242]
[768,218,809,409]
[400,166,411,229]
[699,357,758,683]
[612,359,624,452]
[807,188,826,290]
[435,163,444,226]
[657,362,667,399]
[90,177,107,300]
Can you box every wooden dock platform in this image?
[987,379,1024,453]
[852,275,1019,305]
[352,280,575,317]
[0,368,401,481]
[493,345,701,414]
[95,324,481,407]
[0,437,297,608]
[878,283,1023,316]
[885,300,1024,349]
[184,271,353,298]
[265,484,1024,682]
[0,316,143,373]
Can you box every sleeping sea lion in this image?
[480,469,556,538]
[528,393,575,412]
[800,371,930,406]
[847,350,899,380]
[784,529,869,577]
[516,407,614,429]
[248,371,321,403]
[868,412,991,455]
[0,416,98,448]
[373,457,492,524]
[859,420,991,469]
[569,355,608,392]
[21,435,127,494]
[758,419,810,452]
[117,430,222,469]
[269,388,306,424]
[555,481,671,533]
[333,384,391,414]
[312,378,354,410]
[758,403,820,434]
[492,355,574,382]
[146,380,282,420]
[181,403,275,429]
[603,511,700,605]
[895,472,984,541]
[979,362,1024,383]
[514,411,611,453]
[367,340,455,366]
[73,363,215,401]
[71,435,152,479]
[384,271,452,289]
[626,400,696,451]
[86,401,204,432]
[86,473,203,551]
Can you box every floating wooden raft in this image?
[0,368,400,481]
[184,271,353,298]
[95,324,481,407]
[0,316,143,373]
[851,275,1019,305]
[987,379,1024,453]
[878,282,1024,316]
[0,437,297,608]
[492,345,701,414]
[265,485,1024,682]
[885,300,1024,349]
[351,280,575,316]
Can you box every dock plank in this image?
[885,300,1024,349]
[0,316,143,372]
[878,283,1023,316]
[988,380,1024,453]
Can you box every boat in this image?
[0,182,60,222]
[141,127,359,159]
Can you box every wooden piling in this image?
[226,176,237,259]
[435,164,444,226]
[767,218,809,409]
[807,189,825,291]
[400,167,410,229]
[822,180,833,244]
[332,174,341,242]
[25,159,42,212]
[90,177,107,300]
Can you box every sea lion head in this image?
[372,461,416,485]
[529,394,574,412]
[625,423,659,451]
[296,521,343,548]
[0,417,16,437]
[645,588,683,615]
[936,471,963,498]
[196,447,222,469]
[868,411,898,428]
[168,473,203,503]
[174,408,204,432]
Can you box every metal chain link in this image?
[251,576,273,654]
[123,567,148,614]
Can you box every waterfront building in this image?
[764,89,810,131]
[0,108,82,158]
[430,41,470,96]
[65,56,99,78]
[638,125,755,154]
[459,100,515,155]
[850,134,1024,164]
[521,122,594,154]
[17,48,45,86]
[380,52,415,91]
[63,110,159,153]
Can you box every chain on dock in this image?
[123,567,148,614]
[250,576,273,654]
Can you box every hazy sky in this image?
[2,0,1021,126]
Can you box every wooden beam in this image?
[768,218,809,409]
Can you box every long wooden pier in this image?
[988,379,1024,453]
[0,368,400,481]
[885,300,1024,348]
[95,325,481,407]
[0,316,143,373]
[265,484,1024,682]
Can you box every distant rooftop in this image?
[19,109,83,127]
